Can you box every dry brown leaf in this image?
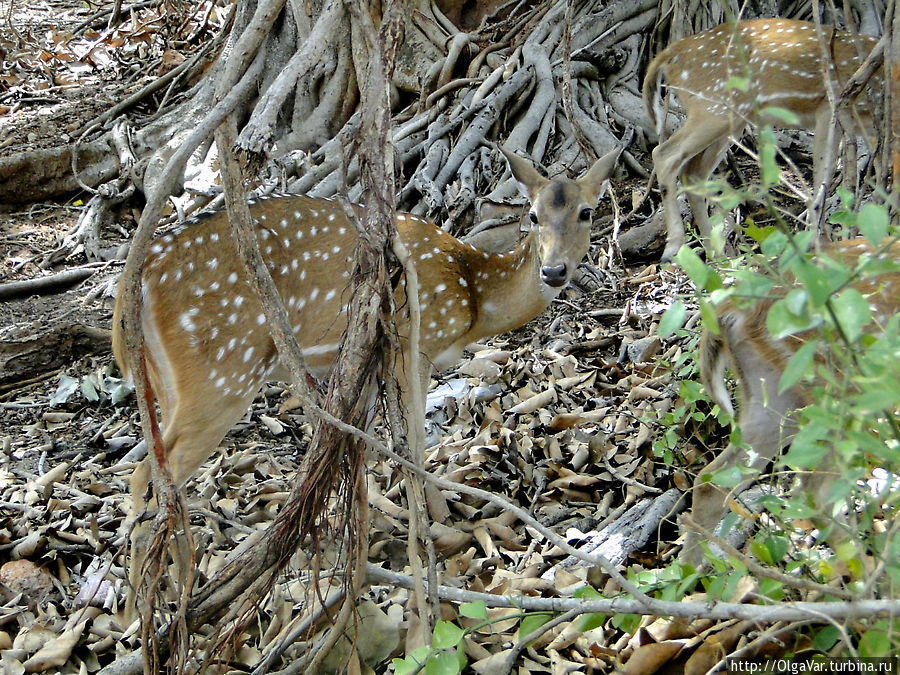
[472,525,497,558]
[259,414,284,435]
[12,625,57,655]
[22,618,90,673]
[444,547,477,577]
[32,460,70,488]
[546,472,602,490]
[433,529,473,555]
[547,408,610,430]
[482,518,519,544]
[672,471,692,492]
[507,387,557,414]
[684,621,749,675]
[623,640,684,675]
[471,649,513,674]
[727,495,761,521]
[626,385,662,401]
[555,371,594,390]
[459,357,503,381]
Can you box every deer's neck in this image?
[466,231,560,340]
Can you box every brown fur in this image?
[643,18,880,261]
[684,237,900,564]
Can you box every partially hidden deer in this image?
[112,145,621,519]
[683,236,900,565]
[643,18,880,262]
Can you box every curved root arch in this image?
[131,0,659,235]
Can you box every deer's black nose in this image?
[541,264,568,287]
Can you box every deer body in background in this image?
[683,237,900,564]
[111,146,621,511]
[643,18,880,262]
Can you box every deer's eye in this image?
[529,211,539,224]
[578,207,593,222]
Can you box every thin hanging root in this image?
[136,504,176,674]
[170,498,196,670]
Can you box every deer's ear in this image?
[578,146,623,199]
[499,145,546,202]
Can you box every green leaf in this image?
[708,465,744,488]
[744,220,776,244]
[758,128,780,188]
[757,577,784,600]
[767,294,817,339]
[519,613,553,642]
[764,534,789,563]
[459,601,487,620]
[835,185,854,209]
[836,539,861,564]
[715,185,741,210]
[455,644,467,670]
[760,229,789,257]
[675,245,708,287]
[855,387,900,413]
[708,286,735,307]
[432,621,465,650]
[858,202,890,245]
[572,585,602,599]
[858,629,892,657]
[659,300,687,338]
[761,106,800,126]
[736,271,775,300]
[721,567,746,599]
[698,297,719,334]
[781,431,828,471]
[425,650,463,675]
[793,260,832,307]
[829,209,855,227]
[392,655,423,675]
[409,646,432,663]
[709,220,729,256]
[726,75,750,91]
[832,287,871,343]
[705,570,726,597]
[578,612,607,632]
[680,379,704,404]
[779,339,817,393]
[391,659,413,675]
[610,613,641,633]
[750,538,774,565]
[783,288,808,316]
[812,625,841,652]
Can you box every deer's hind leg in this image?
[682,136,734,255]
[682,314,806,566]
[652,117,732,261]
[126,366,270,620]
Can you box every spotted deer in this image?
[683,237,900,564]
[112,146,621,514]
[643,18,880,261]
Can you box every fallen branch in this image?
[365,563,900,622]
[0,265,104,300]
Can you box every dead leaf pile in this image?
[1,0,227,149]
